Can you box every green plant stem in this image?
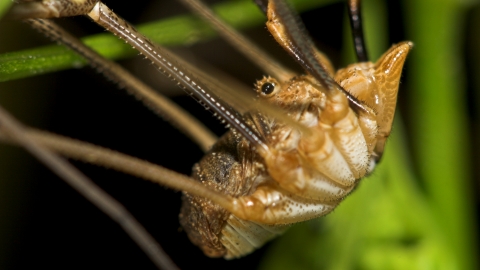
[404,0,478,269]
[0,0,339,82]
[0,0,11,18]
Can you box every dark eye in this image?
[261,82,276,96]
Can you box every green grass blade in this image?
[0,0,11,18]
[404,0,479,269]
[0,0,339,82]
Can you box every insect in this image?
[0,0,408,268]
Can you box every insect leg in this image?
[5,0,98,19]
[7,0,288,218]
[0,109,178,270]
[0,126,242,225]
[82,2,269,152]
[25,18,217,152]
[179,0,294,82]
[0,119,342,228]
[8,0,310,150]
[258,0,376,116]
[347,0,369,62]
[229,182,336,225]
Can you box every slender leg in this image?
[260,0,376,117]
[5,0,97,19]
[26,18,217,152]
[0,109,178,270]
[347,0,369,62]
[7,0,309,150]
[4,0,274,222]
[179,0,294,82]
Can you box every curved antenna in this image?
[347,0,369,62]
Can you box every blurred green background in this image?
[0,0,479,269]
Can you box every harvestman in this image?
[1,0,411,268]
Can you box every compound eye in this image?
[261,82,276,96]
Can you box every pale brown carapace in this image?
[180,41,412,258]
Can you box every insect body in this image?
[181,43,411,258]
[176,0,412,259]
[1,0,411,267]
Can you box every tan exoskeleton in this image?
[2,0,411,268]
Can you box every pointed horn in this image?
[375,41,413,136]
[374,41,412,157]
